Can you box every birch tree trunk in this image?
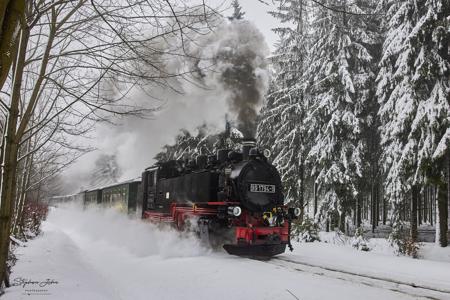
[12,134,33,237]
[0,24,28,287]
[0,0,24,89]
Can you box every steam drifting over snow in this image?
[49,203,208,258]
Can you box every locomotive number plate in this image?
[249,184,276,193]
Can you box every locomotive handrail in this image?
[206,202,240,205]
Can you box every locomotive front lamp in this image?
[294,207,301,217]
[233,206,242,216]
[228,206,242,217]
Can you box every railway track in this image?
[260,256,450,300]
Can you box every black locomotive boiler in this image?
[141,139,301,257]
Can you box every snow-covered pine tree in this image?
[154,128,211,162]
[356,2,384,231]
[257,81,282,155]
[378,0,450,246]
[377,0,422,233]
[89,154,121,188]
[213,121,243,151]
[257,0,311,217]
[154,125,243,163]
[305,0,379,232]
[409,0,449,247]
[228,0,245,21]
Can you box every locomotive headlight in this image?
[288,207,301,218]
[228,206,242,217]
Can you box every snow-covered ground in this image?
[4,204,450,300]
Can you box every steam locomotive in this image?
[141,139,300,257]
[60,139,300,257]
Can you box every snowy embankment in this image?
[4,204,450,300]
[288,236,450,293]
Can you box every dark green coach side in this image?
[99,180,142,214]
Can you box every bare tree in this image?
[0,0,218,289]
[0,0,25,90]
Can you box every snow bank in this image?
[419,243,450,263]
[288,240,450,293]
[318,231,351,245]
[318,230,450,260]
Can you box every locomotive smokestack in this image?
[242,138,256,161]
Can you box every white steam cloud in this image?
[61,19,270,193]
[47,203,208,258]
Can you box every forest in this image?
[260,0,449,249]
[155,0,450,251]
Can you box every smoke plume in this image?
[195,20,270,138]
[60,18,270,193]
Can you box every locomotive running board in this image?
[223,243,286,258]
